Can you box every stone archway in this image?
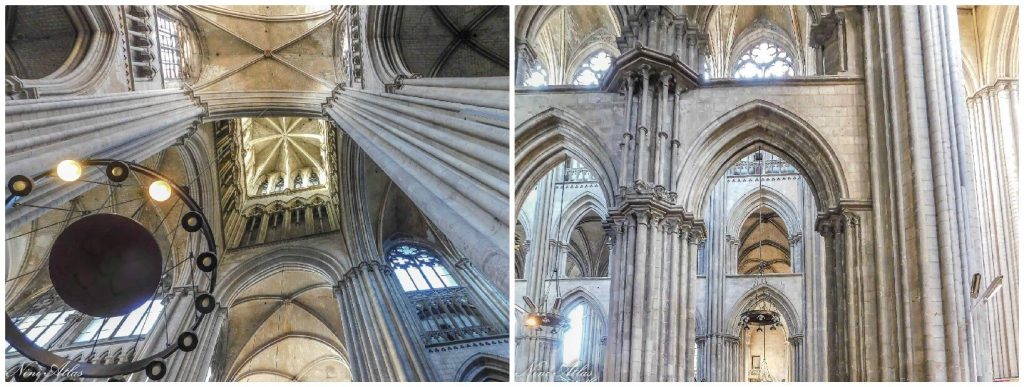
[515,107,618,215]
[676,100,870,382]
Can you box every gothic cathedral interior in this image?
[513,5,1019,383]
[5,5,510,382]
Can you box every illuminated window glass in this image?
[572,51,613,86]
[522,64,548,87]
[75,300,164,343]
[387,244,459,292]
[560,305,586,366]
[157,14,192,80]
[733,42,794,79]
[5,310,73,353]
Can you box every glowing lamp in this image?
[56,160,82,182]
[148,181,172,202]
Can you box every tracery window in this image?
[257,180,269,195]
[309,173,320,187]
[293,174,305,189]
[74,300,164,343]
[522,64,548,87]
[572,51,613,86]
[733,42,794,79]
[387,244,459,292]
[156,13,192,80]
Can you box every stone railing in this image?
[727,159,797,176]
[407,287,502,346]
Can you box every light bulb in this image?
[56,160,82,182]
[525,315,540,327]
[149,181,173,202]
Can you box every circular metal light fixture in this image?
[177,331,199,352]
[5,159,219,379]
[7,175,34,196]
[56,160,83,182]
[106,161,130,183]
[181,211,204,232]
[148,180,173,202]
[145,359,168,380]
[196,252,218,272]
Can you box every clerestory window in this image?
[572,51,613,86]
[733,42,794,79]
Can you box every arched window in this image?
[309,172,320,187]
[560,304,586,366]
[522,64,548,87]
[257,179,269,195]
[733,42,794,79]
[74,300,164,343]
[293,174,305,189]
[387,244,459,292]
[156,12,194,80]
[572,51,613,86]
[273,177,285,193]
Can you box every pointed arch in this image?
[674,99,848,215]
[516,107,618,214]
[726,185,802,238]
[455,354,510,382]
[553,191,608,242]
[727,283,802,336]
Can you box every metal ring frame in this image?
[4,159,218,378]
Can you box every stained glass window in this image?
[387,244,459,292]
[734,42,794,79]
[573,51,613,86]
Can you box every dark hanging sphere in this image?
[181,211,204,232]
[145,359,167,380]
[196,252,218,273]
[106,161,130,183]
[177,331,199,352]
[13,363,40,382]
[107,377,126,382]
[195,293,216,314]
[8,175,34,196]
[48,214,162,317]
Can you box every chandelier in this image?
[6,159,219,381]
[737,148,783,379]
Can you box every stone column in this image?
[965,79,1019,381]
[325,84,509,294]
[516,327,559,381]
[787,335,804,382]
[5,88,204,230]
[335,262,434,381]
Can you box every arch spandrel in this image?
[515,107,619,214]
[674,100,852,216]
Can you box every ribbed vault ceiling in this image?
[226,270,350,382]
[240,117,329,198]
